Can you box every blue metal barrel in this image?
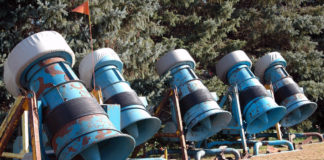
[216,50,286,134]
[79,48,161,146]
[4,31,135,160]
[156,49,232,141]
[255,52,317,127]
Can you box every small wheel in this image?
[254,52,286,82]
[216,50,252,83]
[79,48,123,90]
[6,31,74,96]
[155,49,196,76]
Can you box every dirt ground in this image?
[250,143,324,160]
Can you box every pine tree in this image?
[0,0,323,135]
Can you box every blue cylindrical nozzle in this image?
[79,48,161,146]
[216,50,286,134]
[156,49,232,141]
[4,31,135,160]
[255,52,317,127]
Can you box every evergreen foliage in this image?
[0,0,323,132]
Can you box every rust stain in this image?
[42,59,70,81]
[68,146,77,152]
[51,119,77,151]
[39,57,65,66]
[79,90,88,97]
[45,64,65,76]
[82,136,91,145]
[36,77,54,97]
[71,83,84,90]
[95,130,112,139]
[77,115,95,123]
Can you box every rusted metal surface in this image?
[28,92,42,160]
[172,88,188,160]
[0,96,26,157]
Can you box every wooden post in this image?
[28,92,42,160]
[172,88,188,160]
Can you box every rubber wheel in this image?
[254,52,286,82]
[155,49,195,76]
[79,48,123,90]
[5,31,74,96]
[216,50,252,83]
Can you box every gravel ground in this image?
[250,143,324,160]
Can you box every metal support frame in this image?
[152,89,189,160]
[0,92,41,160]
[28,92,42,160]
[207,85,249,154]
[172,88,189,160]
[232,85,249,154]
[91,88,103,104]
[265,84,283,140]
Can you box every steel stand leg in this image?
[232,85,248,154]
[172,88,189,160]
[28,92,42,160]
[265,83,283,140]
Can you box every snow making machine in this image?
[199,50,295,156]
[78,48,161,147]
[1,31,136,160]
[152,49,241,160]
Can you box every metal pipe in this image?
[145,148,241,160]
[253,140,294,155]
[22,111,29,154]
[253,142,262,155]
[295,132,324,142]
[194,150,205,160]
[1,152,25,159]
[195,148,241,160]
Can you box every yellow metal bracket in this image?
[265,84,283,140]
[91,88,103,104]
[0,92,41,160]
